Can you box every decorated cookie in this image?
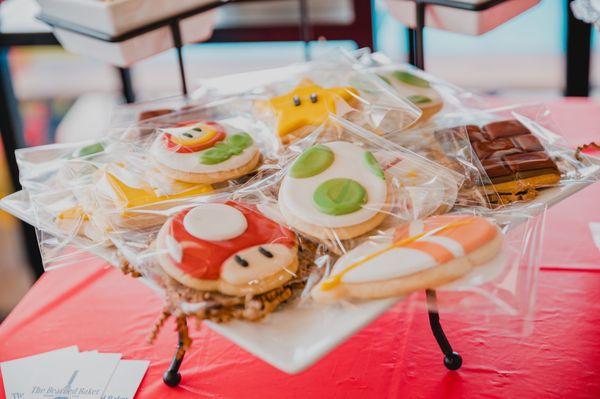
[312,215,503,302]
[278,141,389,241]
[156,201,299,296]
[266,79,359,143]
[150,120,261,184]
[95,163,213,228]
[379,70,442,123]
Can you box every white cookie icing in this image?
[183,203,248,241]
[150,122,259,174]
[166,235,183,263]
[279,141,387,228]
[330,220,462,283]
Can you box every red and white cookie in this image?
[156,201,298,296]
[312,215,503,302]
[150,120,261,184]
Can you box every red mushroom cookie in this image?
[150,120,261,184]
[156,201,298,296]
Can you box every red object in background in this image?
[0,99,599,398]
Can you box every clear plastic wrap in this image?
[346,50,490,125]
[194,53,423,144]
[5,98,285,270]
[386,103,600,210]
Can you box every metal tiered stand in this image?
[34,0,528,387]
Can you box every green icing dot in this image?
[392,71,430,88]
[407,94,432,105]
[364,151,384,180]
[78,143,104,157]
[290,145,334,178]
[199,132,254,165]
[313,178,367,216]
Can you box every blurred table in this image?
[0,98,599,398]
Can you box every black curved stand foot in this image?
[163,369,182,387]
[426,289,463,371]
[162,317,189,387]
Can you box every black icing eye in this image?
[310,93,318,103]
[182,132,194,138]
[258,246,273,258]
[293,95,301,106]
[235,255,249,267]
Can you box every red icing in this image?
[162,120,226,153]
[167,201,296,280]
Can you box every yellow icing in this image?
[268,79,359,138]
[170,123,218,146]
[57,206,89,221]
[320,218,474,291]
[105,172,213,211]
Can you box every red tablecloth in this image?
[1,99,600,398]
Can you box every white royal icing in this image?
[183,203,248,241]
[420,235,464,258]
[279,141,387,228]
[149,122,259,174]
[329,220,466,283]
[165,234,183,263]
[331,237,438,283]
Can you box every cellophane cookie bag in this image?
[429,103,600,210]
[346,49,490,125]
[105,114,463,325]
[193,51,423,145]
[0,139,122,270]
[260,115,547,316]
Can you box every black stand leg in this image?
[565,0,591,96]
[170,22,188,96]
[298,0,311,61]
[117,67,135,104]
[0,47,45,279]
[163,317,189,387]
[426,289,462,370]
[412,1,426,70]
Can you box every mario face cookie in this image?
[156,201,298,296]
[150,120,261,184]
[379,70,442,123]
[266,79,359,143]
[278,141,389,241]
[312,215,503,303]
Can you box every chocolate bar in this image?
[466,119,560,189]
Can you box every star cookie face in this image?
[312,215,503,302]
[267,79,359,142]
[150,120,261,184]
[157,202,298,296]
[279,141,388,240]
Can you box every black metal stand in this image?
[407,0,511,70]
[163,317,189,387]
[161,289,461,387]
[565,0,591,96]
[426,289,462,370]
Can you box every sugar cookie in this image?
[150,120,261,184]
[156,201,299,296]
[279,141,389,242]
[94,163,213,229]
[312,215,503,302]
[265,79,359,143]
[379,70,443,123]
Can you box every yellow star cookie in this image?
[268,79,359,140]
[105,172,212,212]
